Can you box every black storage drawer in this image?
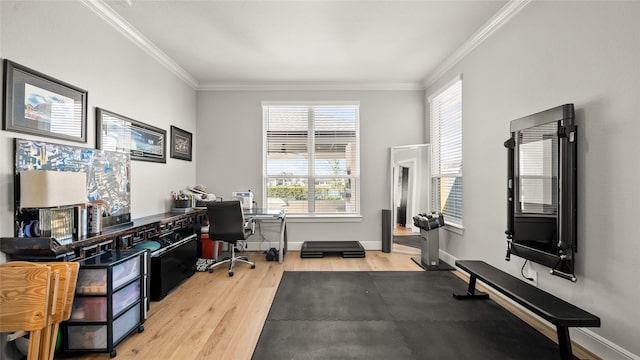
[150,233,197,301]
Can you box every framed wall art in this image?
[96,107,166,163]
[170,126,192,161]
[2,59,88,143]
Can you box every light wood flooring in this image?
[394,224,416,237]
[74,250,599,360]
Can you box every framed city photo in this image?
[2,59,87,143]
[97,107,166,163]
[170,126,192,161]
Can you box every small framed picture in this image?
[97,107,166,163]
[170,126,192,161]
[2,59,88,143]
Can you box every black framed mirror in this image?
[505,104,578,281]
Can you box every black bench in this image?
[453,260,600,360]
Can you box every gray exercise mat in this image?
[253,320,414,360]
[253,271,563,360]
[266,271,393,321]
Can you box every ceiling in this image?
[101,0,511,90]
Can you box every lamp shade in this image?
[20,170,87,208]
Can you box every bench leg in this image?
[453,274,490,299]
[557,326,573,360]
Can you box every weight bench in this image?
[453,260,600,360]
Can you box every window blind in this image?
[263,103,360,215]
[516,122,558,215]
[430,79,463,226]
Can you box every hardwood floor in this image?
[393,224,415,236]
[74,250,599,360]
[75,251,419,360]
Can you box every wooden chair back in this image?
[40,262,79,360]
[0,261,54,360]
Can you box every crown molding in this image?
[81,0,529,93]
[197,81,425,92]
[79,0,199,89]
[423,0,532,89]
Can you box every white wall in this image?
[0,2,196,357]
[428,2,640,358]
[0,2,197,244]
[196,90,424,250]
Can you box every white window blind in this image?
[430,79,463,226]
[516,122,558,215]
[263,103,360,215]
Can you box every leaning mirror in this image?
[389,144,431,254]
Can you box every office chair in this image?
[206,200,256,276]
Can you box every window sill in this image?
[286,214,363,223]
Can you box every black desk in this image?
[0,210,207,261]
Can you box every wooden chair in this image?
[39,262,79,360]
[0,262,55,360]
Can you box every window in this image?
[429,77,463,227]
[263,102,360,215]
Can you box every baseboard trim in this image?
[571,328,639,360]
[242,240,380,253]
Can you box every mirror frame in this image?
[389,144,431,239]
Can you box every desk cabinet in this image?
[62,249,148,358]
[149,233,197,301]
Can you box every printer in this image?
[232,191,254,211]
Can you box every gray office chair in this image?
[206,200,256,276]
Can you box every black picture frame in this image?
[96,107,166,163]
[2,59,88,143]
[170,126,192,161]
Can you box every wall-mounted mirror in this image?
[389,144,431,253]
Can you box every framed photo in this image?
[96,107,166,163]
[2,59,88,143]
[170,126,192,161]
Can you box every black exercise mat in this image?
[266,272,393,321]
[396,319,560,360]
[253,320,413,360]
[253,271,563,360]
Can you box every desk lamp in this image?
[20,170,88,244]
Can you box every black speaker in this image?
[382,209,392,253]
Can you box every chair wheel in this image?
[209,268,214,273]
[251,264,256,269]
[228,271,234,277]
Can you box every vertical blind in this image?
[430,79,463,226]
[516,122,558,214]
[263,103,360,215]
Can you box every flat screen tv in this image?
[504,104,578,281]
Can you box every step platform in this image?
[300,241,366,258]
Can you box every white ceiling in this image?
[100,0,511,90]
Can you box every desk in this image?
[208,208,287,264]
[246,209,287,263]
[0,210,206,261]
